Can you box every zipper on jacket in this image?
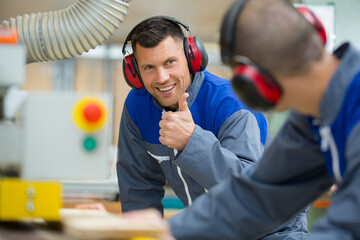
[173,149,192,206]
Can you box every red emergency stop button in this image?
[83,103,102,123]
[73,97,107,132]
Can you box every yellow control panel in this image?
[0,179,62,221]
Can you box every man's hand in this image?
[122,208,175,240]
[159,92,195,150]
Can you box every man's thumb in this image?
[178,92,189,112]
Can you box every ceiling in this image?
[0,0,235,45]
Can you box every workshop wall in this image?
[2,0,360,143]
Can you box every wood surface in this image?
[60,209,165,240]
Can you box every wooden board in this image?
[60,209,165,240]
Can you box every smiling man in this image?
[117,16,271,211]
[116,16,308,239]
[136,35,191,110]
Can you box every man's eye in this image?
[144,66,153,70]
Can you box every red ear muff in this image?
[226,5,327,111]
[232,64,281,111]
[296,6,327,46]
[184,36,208,74]
[234,65,281,104]
[122,54,144,89]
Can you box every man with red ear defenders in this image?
[117,16,271,221]
[152,0,360,239]
[225,5,327,111]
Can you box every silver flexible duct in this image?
[1,0,129,64]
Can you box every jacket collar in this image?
[320,42,360,125]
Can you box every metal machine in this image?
[0,29,116,222]
[0,0,130,221]
[0,27,62,221]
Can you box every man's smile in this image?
[158,84,176,92]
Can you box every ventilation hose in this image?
[1,0,129,64]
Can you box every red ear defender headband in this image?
[122,16,209,90]
[220,0,327,111]
[296,6,327,46]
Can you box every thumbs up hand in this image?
[178,92,190,112]
[159,92,195,151]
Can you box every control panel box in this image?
[21,92,113,180]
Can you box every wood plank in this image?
[60,209,165,240]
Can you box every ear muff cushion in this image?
[122,54,144,89]
[234,64,281,104]
[184,36,208,74]
[232,74,275,111]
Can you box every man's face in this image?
[135,36,192,110]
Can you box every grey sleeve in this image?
[116,106,166,213]
[309,121,360,240]
[174,109,263,190]
[168,112,333,240]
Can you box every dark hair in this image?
[131,17,185,53]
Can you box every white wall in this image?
[305,0,360,49]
